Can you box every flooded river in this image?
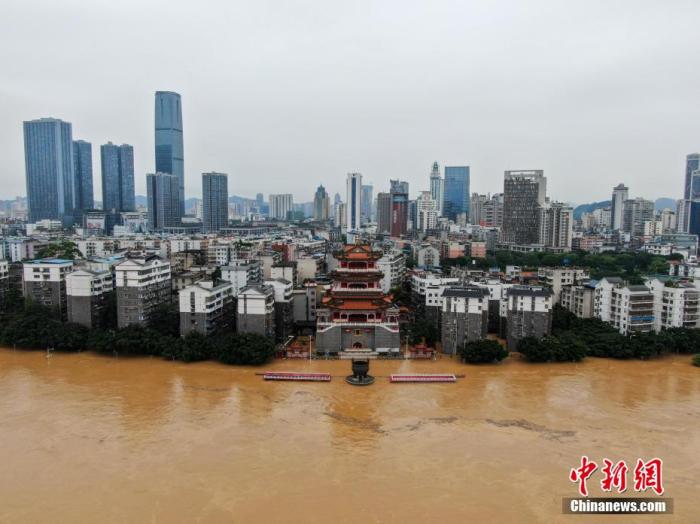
[0,348,698,523]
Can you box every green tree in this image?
[410,319,439,347]
[459,339,508,364]
[37,240,83,260]
[215,333,275,365]
[518,335,586,363]
[147,302,180,338]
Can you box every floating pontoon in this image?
[389,374,457,383]
[263,372,331,382]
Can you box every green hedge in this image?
[0,303,275,366]
[516,305,700,363]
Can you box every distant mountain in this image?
[229,195,257,205]
[655,198,676,212]
[573,201,611,220]
[136,196,211,207]
[573,198,677,219]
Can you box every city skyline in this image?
[3,1,700,204]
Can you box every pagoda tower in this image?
[315,244,400,357]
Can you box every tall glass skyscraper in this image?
[361,184,373,223]
[100,142,135,214]
[155,91,184,215]
[345,173,363,231]
[202,172,229,232]
[146,172,181,230]
[684,153,700,200]
[389,179,409,236]
[23,117,75,224]
[443,166,470,221]
[72,139,94,216]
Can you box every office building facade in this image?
[155,91,185,215]
[346,173,363,231]
[100,142,135,231]
[502,170,546,245]
[23,118,75,224]
[146,172,182,230]
[202,172,229,232]
[684,154,700,200]
[443,166,470,221]
[389,179,409,237]
[376,192,392,234]
[72,140,94,217]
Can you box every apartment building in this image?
[646,278,700,331]
[594,278,654,335]
[115,256,172,328]
[178,280,234,336]
[440,286,490,354]
[236,284,275,337]
[220,259,262,296]
[502,285,553,350]
[66,268,113,328]
[22,258,74,319]
[538,267,590,303]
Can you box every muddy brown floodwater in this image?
[0,348,698,523]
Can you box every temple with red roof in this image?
[315,244,401,357]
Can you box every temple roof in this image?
[335,244,382,261]
[322,295,394,310]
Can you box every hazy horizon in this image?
[3,0,700,205]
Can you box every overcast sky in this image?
[2,0,700,205]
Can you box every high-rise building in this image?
[155,91,185,215]
[72,140,94,217]
[611,183,629,231]
[146,172,182,230]
[659,208,677,233]
[100,142,135,215]
[539,202,574,251]
[469,193,489,225]
[313,185,330,221]
[376,192,392,234]
[502,170,546,245]
[333,202,347,229]
[202,172,229,232]
[416,191,438,232]
[687,201,700,236]
[116,256,172,328]
[389,179,409,237]
[269,193,293,220]
[361,184,373,223]
[683,170,700,235]
[622,197,654,236]
[443,166,470,221]
[346,173,363,231]
[684,154,700,200]
[482,193,504,228]
[23,117,75,224]
[429,161,443,216]
[677,199,691,234]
